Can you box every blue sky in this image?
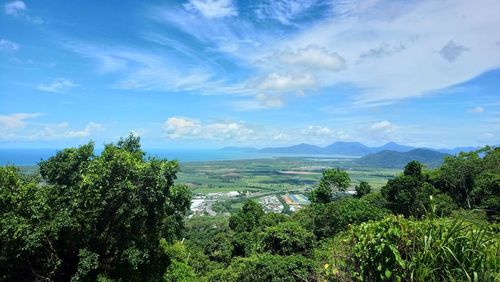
[0,0,499,149]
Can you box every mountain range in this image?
[256,141,480,156]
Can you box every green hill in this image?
[357,148,448,168]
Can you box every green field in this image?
[177,157,401,195]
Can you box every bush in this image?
[221,254,317,282]
[294,198,386,239]
[258,222,314,256]
[325,215,500,281]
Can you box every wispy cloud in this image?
[4,0,26,16]
[183,0,237,19]
[37,78,78,93]
[254,0,330,25]
[0,113,42,129]
[0,38,19,52]
[468,106,485,113]
[3,0,42,23]
[274,0,500,105]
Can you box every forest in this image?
[0,135,498,281]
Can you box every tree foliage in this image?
[0,134,191,281]
[354,181,371,198]
[310,168,350,204]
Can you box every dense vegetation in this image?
[0,136,498,281]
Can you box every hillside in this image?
[323,141,373,155]
[357,148,449,168]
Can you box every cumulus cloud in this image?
[184,0,237,19]
[0,113,42,129]
[273,45,346,71]
[0,113,103,141]
[36,78,78,93]
[468,106,484,113]
[439,40,468,62]
[164,116,257,141]
[4,0,25,16]
[0,39,19,52]
[370,120,395,133]
[24,122,103,140]
[300,125,352,142]
[164,117,202,139]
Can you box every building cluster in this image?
[259,195,284,213]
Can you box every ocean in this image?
[0,148,358,166]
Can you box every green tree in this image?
[310,168,350,204]
[294,198,386,239]
[204,232,234,264]
[433,151,484,208]
[355,181,371,198]
[382,161,441,218]
[258,222,314,256]
[0,135,191,281]
[229,200,264,232]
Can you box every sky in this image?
[0,0,499,149]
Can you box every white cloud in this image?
[0,39,19,52]
[164,117,202,139]
[255,73,316,92]
[184,0,237,19]
[272,45,346,71]
[164,116,257,142]
[3,0,42,23]
[0,113,103,141]
[370,120,395,132]
[279,0,500,105]
[0,113,42,129]
[301,125,332,137]
[37,78,78,93]
[255,0,328,25]
[4,0,26,16]
[26,122,103,140]
[468,106,484,113]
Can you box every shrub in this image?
[326,215,500,281]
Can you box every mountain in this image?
[357,149,449,168]
[323,141,373,156]
[259,143,324,154]
[373,142,415,153]
[258,141,413,156]
[256,141,485,157]
[219,146,257,152]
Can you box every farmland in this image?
[176,156,401,215]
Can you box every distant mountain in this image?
[259,143,324,154]
[256,141,485,157]
[219,146,257,152]
[357,149,449,168]
[323,141,372,156]
[258,141,415,156]
[373,142,415,153]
